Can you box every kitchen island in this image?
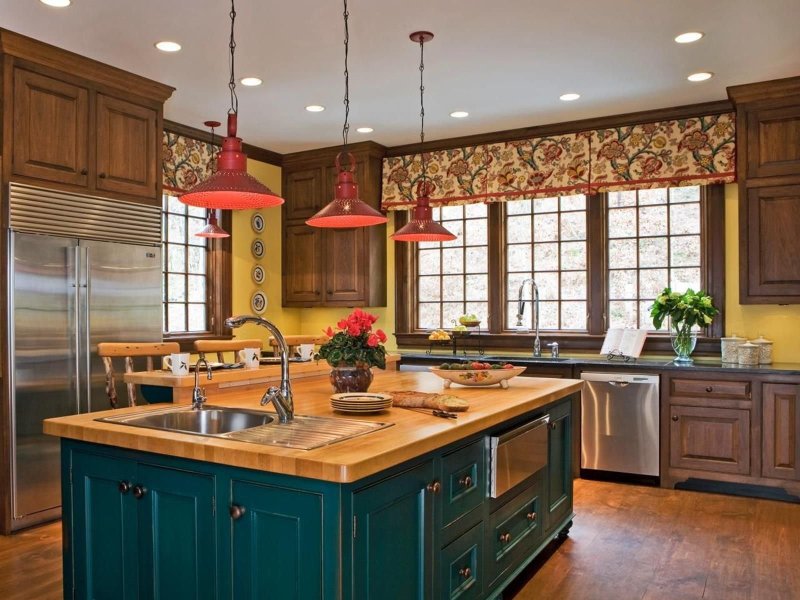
[45,370,581,599]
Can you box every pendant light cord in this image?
[342,0,350,152]
[419,38,427,192]
[228,0,239,115]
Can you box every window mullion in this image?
[487,202,503,334]
[587,192,606,335]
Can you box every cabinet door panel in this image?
[546,404,572,531]
[745,105,800,179]
[284,168,323,220]
[13,69,89,186]
[96,93,158,199]
[231,481,324,599]
[669,405,751,475]
[324,226,365,305]
[763,383,800,480]
[71,451,139,600]
[283,223,323,305]
[137,465,216,600]
[352,461,435,599]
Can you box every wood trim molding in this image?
[282,140,387,166]
[386,100,733,157]
[703,184,726,338]
[727,76,800,105]
[163,119,283,167]
[0,28,174,102]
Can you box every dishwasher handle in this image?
[608,380,631,388]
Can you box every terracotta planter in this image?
[329,365,373,394]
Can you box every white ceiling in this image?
[2,0,799,153]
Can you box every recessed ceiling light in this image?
[356,127,374,134]
[450,111,469,119]
[559,93,581,102]
[40,0,71,7]
[240,77,262,87]
[305,105,325,112]
[675,31,704,44]
[687,71,713,82]
[154,41,182,53]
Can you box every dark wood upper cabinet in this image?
[281,142,387,308]
[95,93,158,198]
[12,69,90,187]
[729,76,800,303]
[2,29,174,205]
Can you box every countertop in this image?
[44,370,582,484]
[400,352,800,376]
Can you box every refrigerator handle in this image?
[82,246,92,413]
[71,245,82,415]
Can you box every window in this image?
[161,195,231,343]
[397,184,724,350]
[417,204,489,329]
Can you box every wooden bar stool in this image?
[268,335,329,357]
[193,339,263,364]
[97,342,180,409]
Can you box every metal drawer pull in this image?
[230,504,246,520]
[459,567,472,579]
[672,415,679,422]
[527,512,536,521]
[459,475,473,488]
[118,481,131,494]
[706,386,713,392]
[609,380,630,388]
[427,481,442,494]
[499,532,511,544]
[132,484,147,499]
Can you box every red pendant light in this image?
[391,31,456,243]
[180,0,284,210]
[306,0,386,229]
[196,209,230,238]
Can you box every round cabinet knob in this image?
[98,172,107,179]
[459,475,473,488]
[458,567,472,579]
[118,481,131,494]
[706,386,713,393]
[132,484,147,499]
[672,415,679,422]
[526,512,537,521]
[80,168,88,175]
[229,504,246,520]
[499,532,512,544]
[427,481,442,494]
[548,422,557,430]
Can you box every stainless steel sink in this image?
[98,405,392,450]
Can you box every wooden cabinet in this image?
[762,383,800,481]
[1,30,173,205]
[282,142,387,307]
[546,399,573,531]
[69,450,216,599]
[668,405,751,475]
[728,76,800,303]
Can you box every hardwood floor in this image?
[0,479,798,599]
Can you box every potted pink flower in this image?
[317,309,387,392]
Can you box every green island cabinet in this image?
[61,395,574,599]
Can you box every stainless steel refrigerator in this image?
[6,183,162,530]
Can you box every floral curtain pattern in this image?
[381,112,736,210]
[162,131,220,193]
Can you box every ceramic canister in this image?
[721,334,746,364]
[750,335,774,364]
[737,341,760,366]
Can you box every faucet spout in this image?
[192,357,212,410]
[225,315,294,423]
[515,279,542,357]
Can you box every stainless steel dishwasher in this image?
[580,372,660,477]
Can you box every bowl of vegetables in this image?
[429,361,525,388]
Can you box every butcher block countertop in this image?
[44,371,582,484]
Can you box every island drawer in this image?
[440,522,483,600]
[486,476,544,588]
[669,378,751,400]
[441,439,486,529]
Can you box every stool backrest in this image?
[193,339,263,363]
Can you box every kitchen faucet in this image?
[516,278,542,357]
[225,315,294,423]
[192,357,212,410]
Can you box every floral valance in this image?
[162,131,220,193]
[381,112,735,210]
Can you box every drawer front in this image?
[442,439,486,528]
[670,378,751,400]
[440,523,483,600]
[486,478,543,587]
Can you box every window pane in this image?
[440,205,463,221]
[442,303,463,327]
[442,275,464,301]
[560,195,586,211]
[639,237,668,268]
[534,272,559,301]
[418,250,441,275]
[465,248,488,273]
[561,271,586,300]
[669,186,700,204]
[507,216,532,243]
[506,199,531,215]
[507,245,532,273]
[609,300,637,329]
[442,248,464,274]
[418,276,441,302]
[167,303,186,332]
[638,188,667,205]
[534,213,559,242]
[441,221,464,247]
[560,211,586,241]
[640,269,668,299]
[464,219,487,246]
[561,301,586,330]
[187,275,205,303]
[465,275,488,301]
[608,239,637,269]
[187,205,206,218]
[533,197,558,213]
[168,214,186,243]
[608,190,636,208]
[167,244,185,273]
[188,217,207,243]
[533,243,559,271]
[609,269,637,300]
[670,236,701,267]
[188,246,206,274]
[167,274,185,302]
[418,303,440,329]
[188,304,206,331]
[539,301,559,329]
[561,241,586,270]
[670,203,700,234]
[167,196,186,215]
[465,203,487,218]
[608,208,637,237]
[638,205,668,236]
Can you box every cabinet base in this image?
[673,477,800,503]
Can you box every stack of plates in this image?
[330,393,393,414]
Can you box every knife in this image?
[399,406,458,419]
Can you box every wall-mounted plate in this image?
[251,291,267,314]
[251,213,264,233]
[251,239,265,259]
[252,264,265,285]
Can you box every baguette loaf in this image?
[389,391,469,412]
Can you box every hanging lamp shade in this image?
[306,152,387,227]
[195,210,230,238]
[180,114,284,210]
[391,195,456,242]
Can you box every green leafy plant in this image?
[650,287,719,332]
[316,309,387,369]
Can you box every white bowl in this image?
[429,366,526,388]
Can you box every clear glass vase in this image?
[670,327,698,364]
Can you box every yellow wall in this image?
[724,183,800,362]
[230,160,396,352]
